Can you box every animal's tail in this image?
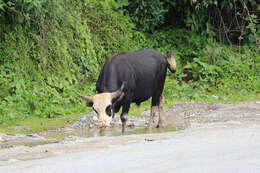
[166,50,177,73]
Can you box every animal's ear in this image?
[86,102,93,107]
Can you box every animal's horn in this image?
[112,82,125,99]
[77,93,93,102]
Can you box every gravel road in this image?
[0,102,260,173]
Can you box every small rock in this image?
[145,138,155,142]
[26,134,35,138]
[92,116,98,122]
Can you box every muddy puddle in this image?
[39,109,186,139]
[1,102,260,149]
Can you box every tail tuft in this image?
[166,50,177,73]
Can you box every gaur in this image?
[77,49,177,133]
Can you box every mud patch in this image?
[58,101,260,138]
[1,102,260,149]
[129,126,180,135]
[0,133,57,149]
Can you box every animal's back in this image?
[96,49,168,104]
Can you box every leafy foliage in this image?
[145,28,260,98]
[125,0,167,32]
[0,0,259,127]
[126,0,260,47]
[0,0,144,124]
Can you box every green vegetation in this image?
[43,133,75,140]
[0,112,85,134]
[0,0,259,133]
[0,141,57,149]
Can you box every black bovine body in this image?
[96,49,170,131]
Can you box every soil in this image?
[0,101,260,166]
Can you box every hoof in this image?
[145,126,153,133]
[122,127,127,134]
[156,124,164,129]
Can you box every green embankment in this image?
[0,0,259,133]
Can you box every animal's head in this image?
[77,83,124,129]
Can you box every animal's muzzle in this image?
[98,121,108,129]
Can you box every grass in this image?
[0,141,57,149]
[0,112,88,134]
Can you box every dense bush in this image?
[125,0,260,99]
[145,28,260,94]
[126,0,260,46]
[125,0,167,32]
[0,0,145,123]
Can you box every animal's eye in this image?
[105,104,112,117]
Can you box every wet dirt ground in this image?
[0,101,260,171]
